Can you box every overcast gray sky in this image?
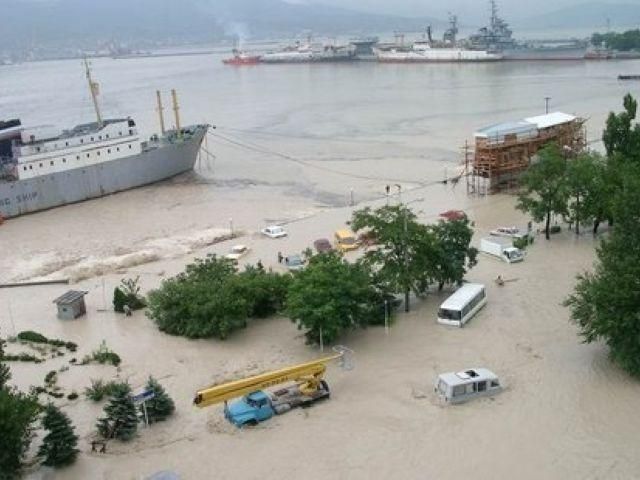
[288,0,624,20]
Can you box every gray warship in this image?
[469,1,587,60]
[0,61,208,219]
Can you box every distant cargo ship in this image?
[260,41,355,63]
[469,1,587,60]
[0,61,207,219]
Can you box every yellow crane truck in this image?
[193,346,353,427]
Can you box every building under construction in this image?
[467,112,586,194]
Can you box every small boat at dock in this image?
[222,50,261,65]
[618,75,640,80]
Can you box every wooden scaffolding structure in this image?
[467,114,586,195]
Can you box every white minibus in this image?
[437,283,487,327]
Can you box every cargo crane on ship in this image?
[193,346,353,427]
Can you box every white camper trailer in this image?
[434,368,502,404]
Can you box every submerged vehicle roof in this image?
[439,283,485,311]
[438,368,498,386]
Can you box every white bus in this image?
[437,283,487,327]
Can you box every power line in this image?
[207,129,441,185]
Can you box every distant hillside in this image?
[515,3,640,31]
[0,0,441,53]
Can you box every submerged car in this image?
[285,254,305,271]
[334,229,359,252]
[261,225,288,238]
[434,368,502,404]
[313,238,333,253]
[225,245,251,261]
[490,226,526,239]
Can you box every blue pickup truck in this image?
[224,382,330,427]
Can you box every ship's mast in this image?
[83,57,104,128]
[490,0,498,31]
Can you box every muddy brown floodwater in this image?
[1,55,639,479]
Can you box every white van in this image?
[437,283,487,327]
[434,368,502,404]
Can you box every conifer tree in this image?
[0,338,11,390]
[38,404,79,467]
[96,383,138,441]
[142,377,175,423]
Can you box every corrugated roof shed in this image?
[524,112,576,129]
[474,120,537,139]
[52,290,87,305]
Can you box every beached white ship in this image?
[0,61,207,219]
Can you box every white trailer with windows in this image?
[434,368,502,404]
[437,283,487,327]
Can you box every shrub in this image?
[84,379,122,402]
[67,392,79,401]
[91,342,121,367]
[80,341,121,367]
[15,331,77,352]
[147,255,248,339]
[44,371,58,388]
[16,331,48,344]
[147,255,291,339]
[2,353,43,363]
[228,266,292,318]
[513,236,529,250]
[113,277,147,313]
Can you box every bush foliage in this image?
[147,255,291,339]
[113,277,147,313]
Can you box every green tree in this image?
[0,385,39,478]
[96,383,138,441]
[0,338,10,390]
[565,164,640,376]
[38,404,79,467]
[565,153,602,235]
[352,204,439,312]
[517,144,569,240]
[603,93,640,163]
[286,252,386,344]
[146,255,248,339]
[142,377,175,423]
[431,217,478,290]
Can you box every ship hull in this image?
[376,49,503,63]
[0,125,206,218]
[502,47,587,60]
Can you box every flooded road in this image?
[0,54,639,479]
